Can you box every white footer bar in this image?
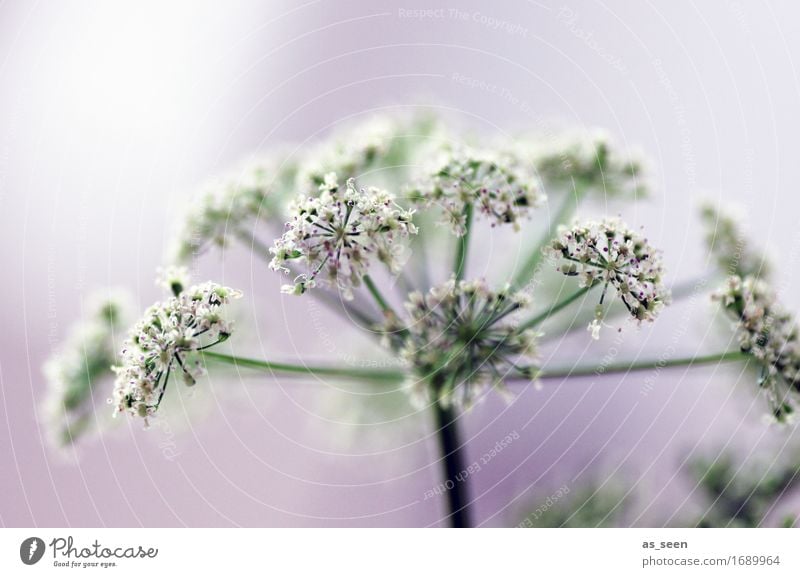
[2,528,797,576]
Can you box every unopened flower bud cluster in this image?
[386,278,540,409]
[714,275,800,422]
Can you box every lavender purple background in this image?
[2,0,800,527]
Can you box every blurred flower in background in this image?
[42,290,132,448]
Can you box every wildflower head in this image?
[407,146,545,235]
[533,129,648,198]
[269,175,417,299]
[700,201,770,279]
[296,115,399,190]
[385,278,540,409]
[168,155,295,263]
[713,275,800,423]
[296,111,444,186]
[547,218,670,337]
[111,282,242,424]
[42,290,132,447]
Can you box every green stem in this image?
[391,267,417,300]
[454,203,473,282]
[234,227,274,262]
[362,274,397,318]
[526,350,749,380]
[311,289,379,330]
[202,350,405,383]
[409,211,433,290]
[511,185,585,290]
[433,400,472,528]
[415,237,431,289]
[543,273,711,343]
[518,284,596,331]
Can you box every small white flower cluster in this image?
[111,282,242,424]
[407,146,546,235]
[386,278,540,409]
[270,174,417,299]
[168,156,294,263]
[713,275,799,423]
[548,218,669,337]
[700,201,770,279]
[533,130,647,198]
[296,115,398,191]
[42,290,132,447]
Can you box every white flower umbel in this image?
[42,290,132,447]
[168,155,295,263]
[385,278,540,409]
[270,175,417,299]
[533,129,648,198]
[111,282,242,424]
[407,146,546,236]
[296,115,398,190]
[714,275,800,422]
[700,201,771,279]
[547,218,670,337]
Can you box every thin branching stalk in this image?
[511,183,586,290]
[518,284,596,331]
[363,274,398,318]
[543,274,711,343]
[202,350,405,383]
[453,203,473,282]
[310,289,380,331]
[518,350,749,381]
[234,227,273,262]
[407,211,434,290]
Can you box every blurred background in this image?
[2,0,800,527]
